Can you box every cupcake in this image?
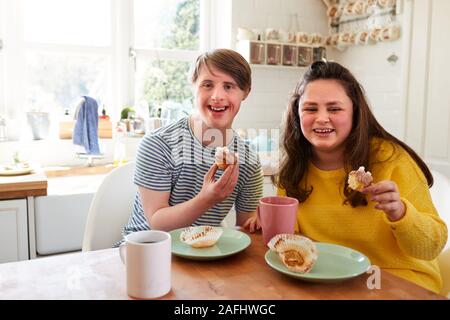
[348,166,373,191]
[268,234,318,274]
[180,226,223,248]
[215,146,237,170]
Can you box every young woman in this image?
[120,49,263,241]
[275,60,447,293]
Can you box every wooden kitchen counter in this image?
[44,164,116,178]
[0,170,47,200]
[0,149,275,200]
[44,159,277,178]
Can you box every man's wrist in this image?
[195,191,216,210]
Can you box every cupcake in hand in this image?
[348,166,373,191]
[215,146,237,170]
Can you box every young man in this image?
[120,49,263,239]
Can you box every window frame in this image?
[0,0,210,136]
[0,0,5,117]
[130,0,209,111]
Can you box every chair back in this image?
[430,170,450,251]
[82,162,136,251]
[429,170,450,296]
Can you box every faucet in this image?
[76,153,104,167]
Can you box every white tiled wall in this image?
[232,0,328,34]
[235,67,301,130]
[230,0,329,131]
[329,40,405,139]
[230,0,407,142]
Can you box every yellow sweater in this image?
[278,138,448,293]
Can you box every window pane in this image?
[134,0,200,50]
[24,0,111,46]
[0,51,4,115]
[135,58,193,116]
[25,53,109,111]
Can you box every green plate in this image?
[265,242,371,283]
[170,227,251,260]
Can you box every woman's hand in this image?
[198,159,239,206]
[361,180,406,221]
[241,214,261,233]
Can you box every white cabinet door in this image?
[0,199,29,263]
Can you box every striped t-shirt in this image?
[121,116,264,239]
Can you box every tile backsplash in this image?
[230,0,405,141]
[231,0,329,131]
[234,67,301,130]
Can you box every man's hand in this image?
[198,159,239,206]
[241,214,261,233]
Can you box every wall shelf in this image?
[237,40,326,69]
[250,64,307,72]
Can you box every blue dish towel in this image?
[72,96,100,155]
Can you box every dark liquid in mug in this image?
[141,241,157,244]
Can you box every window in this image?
[23,0,111,46]
[133,0,200,118]
[0,44,4,118]
[24,0,112,113]
[0,0,205,140]
[135,58,193,107]
[25,53,109,111]
[134,0,199,50]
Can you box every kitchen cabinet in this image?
[0,199,28,263]
[0,171,47,263]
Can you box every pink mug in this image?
[257,196,299,245]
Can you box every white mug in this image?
[119,230,171,299]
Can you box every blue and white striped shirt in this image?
[121,117,263,239]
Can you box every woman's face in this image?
[298,79,353,157]
[194,64,248,131]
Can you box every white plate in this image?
[170,227,251,260]
[0,167,34,176]
[265,242,371,283]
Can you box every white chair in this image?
[430,170,450,251]
[82,162,137,252]
[429,170,450,297]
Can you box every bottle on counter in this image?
[99,105,110,120]
[113,123,127,167]
[98,105,112,139]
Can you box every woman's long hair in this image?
[274,60,433,207]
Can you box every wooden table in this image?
[0,232,446,300]
[0,170,47,200]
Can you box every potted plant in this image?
[120,106,135,132]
